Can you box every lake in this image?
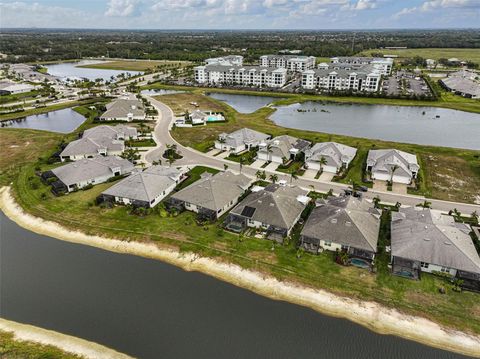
[270,102,480,150]
[207,92,280,113]
[45,60,141,82]
[1,108,86,133]
[0,212,470,359]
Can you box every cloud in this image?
[351,0,377,10]
[105,0,140,17]
[395,0,479,17]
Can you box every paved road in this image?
[144,95,480,214]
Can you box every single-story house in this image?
[101,166,185,208]
[367,149,419,184]
[391,207,480,291]
[100,97,146,122]
[167,170,252,221]
[43,156,134,193]
[0,82,35,95]
[300,196,381,265]
[305,142,357,173]
[214,128,270,154]
[60,125,138,162]
[257,135,311,164]
[225,184,309,242]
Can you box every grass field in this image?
[359,48,480,64]
[155,87,480,203]
[0,90,42,105]
[78,60,191,71]
[0,330,82,358]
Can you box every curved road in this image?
[144,95,480,214]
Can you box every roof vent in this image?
[423,238,431,241]
[331,218,337,224]
[345,221,351,226]
[444,241,452,245]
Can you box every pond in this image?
[45,60,141,82]
[207,92,281,113]
[270,102,480,150]
[141,89,184,96]
[0,212,469,359]
[1,108,87,133]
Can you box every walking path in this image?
[143,95,480,214]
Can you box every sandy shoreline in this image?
[1,185,479,358]
[0,318,132,359]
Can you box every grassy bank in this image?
[0,330,83,358]
[155,89,480,204]
[79,60,191,71]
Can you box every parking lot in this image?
[382,70,433,97]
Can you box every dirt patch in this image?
[248,250,278,265]
[157,93,225,116]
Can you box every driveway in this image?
[303,169,318,179]
[373,180,388,192]
[250,159,267,169]
[392,182,408,195]
[206,148,220,156]
[264,162,279,172]
[318,172,335,182]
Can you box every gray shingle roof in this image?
[102,166,183,203]
[301,196,381,252]
[230,184,308,230]
[60,136,124,157]
[83,125,137,140]
[367,149,419,177]
[202,63,287,74]
[51,156,134,187]
[258,135,311,159]
[101,98,145,119]
[171,170,251,211]
[391,208,480,274]
[219,128,270,148]
[306,142,357,168]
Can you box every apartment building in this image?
[205,55,244,66]
[260,55,316,72]
[301,65,381,92]
[194,64,288,88]
[330,57,393,75]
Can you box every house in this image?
[367,149,419,184]
[60,125,137,162]
[194,64,288,88]
[214,128,270,154]
[426,59,436,69]
[100,97,146,122]
[101,166,185,208]
[167,171,252,221]
[0,82,35,95]
[42,156,134,194]
[305,142,357,173]
[391,207,480,291]
[225,184,309,242]
[257,135,311,164]
[300,196,381,266]
[260,55,316,72]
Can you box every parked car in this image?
[358,186,368,192]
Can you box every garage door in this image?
[372,172,390,181]
[393,175,410,184]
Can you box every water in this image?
[141,89,184,96]
[270,102,480,150]
[2,108,86,133]
[0,212,470,359]
[207,92,280,113]
[45,60,141,82]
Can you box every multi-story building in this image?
[330,57,393,75]
[260,55,316,72]
[194,64,288,88]
[205,55,243,66]
[301,65,381,92]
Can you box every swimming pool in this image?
[350,258,371,269]
[206,115,224,122]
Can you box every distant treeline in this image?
[1,29,479,63]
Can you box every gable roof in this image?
[391,207,480,274]
[100,98,145,119]
[259,135,311,159]
[306,142,357,168]
[83,125,137,140]
[219,128,270,148]
[51,156,134,186]
[102,166,183,203]
[171,171,251,211]
[301,196,381,252]
[367,149,418,177]
[231,184,308,230]
[60,136,124,157]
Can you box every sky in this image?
[0,0,479,30]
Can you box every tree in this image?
[256,170,266,180]
[239,157,244,173]
[289,170,298,184]
[390,164,399,184]
[471,211,479,224]
[224,164,229,171]
[420,200,431,208]
[373,196,381,208]
[318,156,327,174]
[269,174,278,184]
[121,148,140,163]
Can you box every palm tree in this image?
[269,174,278,184]
[121,148,140,163]
[390,164,399,184]
[420,200,431,208]
[224,164,229,171]
[373,196,381,208]
[289,170,298,184]
[471,211,479,224]
[256,170,266,180]
[266,143,273,162]
[239,157,244,174]
[318,156,327,174]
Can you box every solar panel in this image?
[241,206,256,218]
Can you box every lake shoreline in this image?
[0,318,132,359]
[1,185,479,358]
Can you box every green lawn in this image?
[225,149,258,165]
[0,90,41,105]
[359,48,480,65]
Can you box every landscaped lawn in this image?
[225,149,258,165]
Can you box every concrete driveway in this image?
[303,169,318,179]
[264,162,279,172]
[216,151,230,159]
[373,180,388,192]
[206,148,220,156]
[392,182,408,194]
[319,172,335,182]
[250,159,267,169]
